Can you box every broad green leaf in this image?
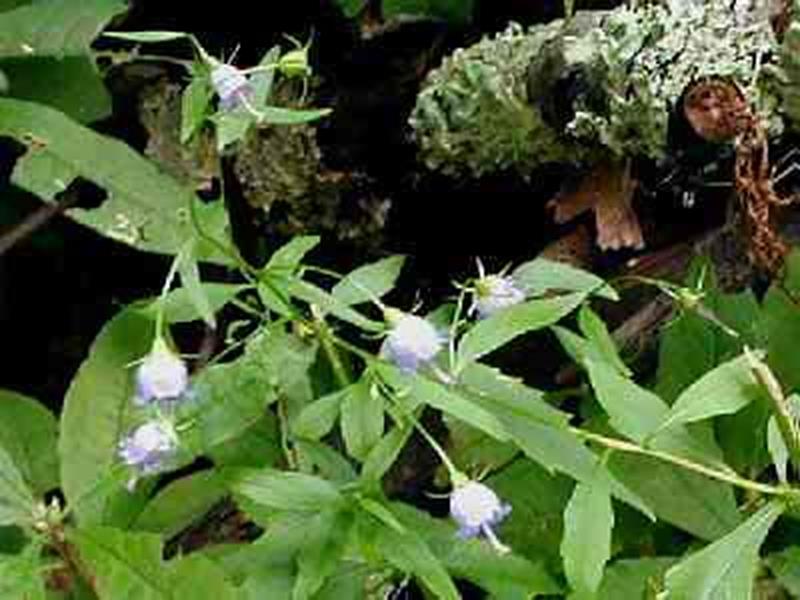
[607,452,740,541]
[168,554,239,599]
[0,389,58,495]
[378,364,509,442]
[340,381,384,461]
[457,292,586,369]
[177,241,216,328]
[264,236,320,275]
[512,258,618,301]
[233,468,343,512]
[663,500,784,600]
[657,354,761,432]
[133,470,227,538]
[459,363,653,519]
[597,557,676,599]
[0,56,110,122]
[765,547,800,597]
[0,444,35,526]
[69,527,170,598]
[561,473,614,599]
[0,540,46,600]
[103,31,189,43]
[0,98,229,260]
[586,359,728,467]
[357,511,460,600]
[578,305,631,376]
[390,501,561,597]
[209,413,282,469]
[0,0,127,58]
[260,106,332,125]
[332,255,405,306]
[58,308,153,525]
[293,508,353,600]
[292,387,348,440]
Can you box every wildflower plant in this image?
[3,3,800,600]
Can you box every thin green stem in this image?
[448,290,467,375]
[155,248,185,338]
[572,427,790,497]
[313,310,352,387]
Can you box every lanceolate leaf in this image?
[332,255,406,306]
[457,292,586,369]
[662,500,784,600]
[512,258,618,300]
[340,381,385,461]
[233,468,343,512]
[0,98,229,260]
[657,353,761,432]
[561,473,614,599]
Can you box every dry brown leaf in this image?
[548,160,645,251]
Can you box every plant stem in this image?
[313,309,352,387]
[572,427,792,498]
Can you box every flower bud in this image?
[449,480,512,553]
[134,338,189,405]
[381,311,444,374]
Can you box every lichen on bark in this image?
[410,1,787,179]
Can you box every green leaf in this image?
[561,473,614,599]
[58,308,153,525]
[390,501,561,597]
[357,510,460,600]
[260,106,332,125]
[512,258,618,301]
[209,413,282,469]
[137,283,247,325]
[333,0,365,18]
[597,557,676,599]
[657,354,761,432]
[586,359,728,466]
[293,509,353,600]
[578,305,631,376]
[176,241,216,327]
[0,56,110,122]
[168,554,239,599]
[0,540,46,600]
[0,0,127,58]
[459,363,653,519]
[606,452,740,541]
[69,526,170,597]
[764,250,800,392]
[292,387,348,440]
[341,381,384,461]
[232,468,343,512]
[457,292,586,369]
[103,31,190,43]
[264,236,320,275]
[383,0,475,24]
[181,69,212,144]
[295,440,357,484]
[768,414,791,483]
[663,500,784,600]
[0,390,58,495]
[360,423,413,486]
[288,279,384,332]
[0,443,35,526]
[332,255,405,306]
[378,364,509,442]
[765,547,800,597]
[0,98,229,260]
[132,470,227,538]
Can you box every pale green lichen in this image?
[411,1,785,179]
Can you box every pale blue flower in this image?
[210,63,253,112]
[381,310,444,374]
[450,480,511,553]
[134,338,189,406]
[471,273,525,319]
[118,420,178,490]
